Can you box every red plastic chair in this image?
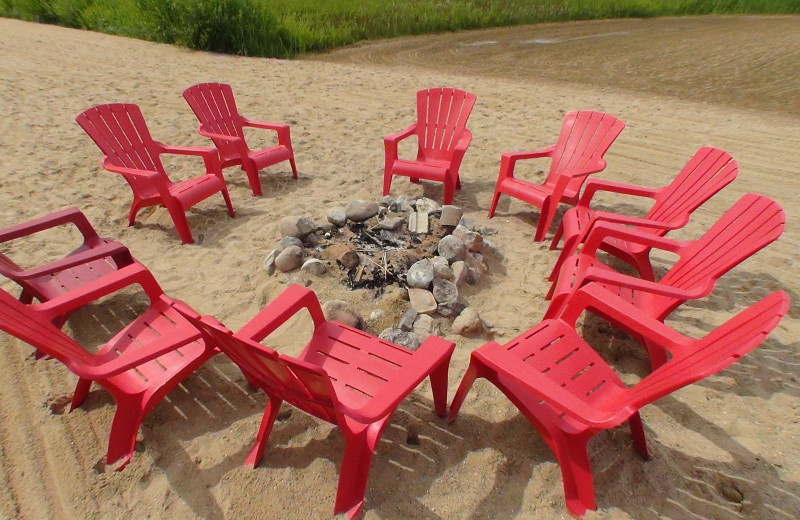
[549,147,738,281]
[383,87,477,205]
[449,283,789,516]
[0,263,216,469]
[546,194,785,369]
[76,103,235,244]
[182,82,298,197]
[174,284,455,519]
[488,111,625,241]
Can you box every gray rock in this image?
[398,309,418,331]
[327,207,347,228]
[301,258,327,276]
[453,225,484,252]
[280,236,303,249]
[407,259,434,289]
[437,235,467,263]
[346,200,380,222]
[318,221,337,233]
[432,278,459,304]
[458,217,475,231]
[395,195,414,213]
[275,245,304,272]
[439,205,464,227]
[322,300,365,330]
[379,328,421,351]
[408,211,429,234]
[378,195,395,208]
[408,288,437,314]
[477,226,498,236]
[378,216,405,230]
[431,256,454,280]
[451,307,484,336]
[415,198,441,215]
[338,249,360,269]
[263,248,280,275]
[466,252,489,273]
[451,261,468,287]
[412,314,438,340]
[437,300,467,318]
[279,215,316,238]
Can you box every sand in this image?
[0,14,798,519]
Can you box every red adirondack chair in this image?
[488,111,625,241]
[173,285,455,519]
[182,82,298,197]
[449,283,789,516]
[383,87,477,205]
[0,263,216,469]
[546,194,785,369]
[549,147,738,281]
[76,103,235,244]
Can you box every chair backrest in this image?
[545,111,626,196]
[183,83,244,160]
[657,193,784,309]
[646,147,738,227]
[415,87,477,162]
[183,311,341,424]
[0,287,98,374]
[627,290,788,408]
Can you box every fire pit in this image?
[264,195,502,348]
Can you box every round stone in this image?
[301,258,327,276]
[345,200,380,222]
[438,235,467,263]
[274,245,303,272]
[378,328,421,351]
[327,207,347,228]
[407,259,434,289]
[278,215,317,238]
[322,300,364,330]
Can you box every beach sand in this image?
[0,15,798,519]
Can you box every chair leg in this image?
[553,432,597,516]
[105,393,146,469]
[382,165,394,197]
[534,200,551,242]
[628,412,649,459]
[643,338,670,372]
[70,378,93,411]
[443,180,455,205]
[448,360,483,423]
[550,221,564,250]
[289,156,298,179]
[631,251,655,282]
[455,175,461,190]
[165,204,194,245]
[334,421,384,519]
[487,189,502,218]
[549,234,580,282]
[244,396,283,468]
[428,354,453,418]
[243,163,263,197]
[128,198,144,226]
[221,189,235,218]
[543,291,569,319]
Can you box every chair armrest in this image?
[579,262,713,301]
[477,341,634,429]
[448,129,473,174]
[337,335,456,424]
[560,283,692,348]
[582,221,686,258]
[10,242,131,280]
[384,123,417,145]
[0,207,100,244]
[577,178,659,208]
[236,285,326,343]
[497,146,557,181]
[240,117,289,133]
[156,142,222,173]
[33,263,164,323]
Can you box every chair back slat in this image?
[547,111,625,195]
[661,194,784,295]
[416,87,476,161]
[183,83,245,160]
[647,147,738,225]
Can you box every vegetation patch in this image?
[2,0,798,58]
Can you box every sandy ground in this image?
[0,14,798,520]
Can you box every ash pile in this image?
[264,195,502,348]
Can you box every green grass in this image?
[1,0,798,57]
